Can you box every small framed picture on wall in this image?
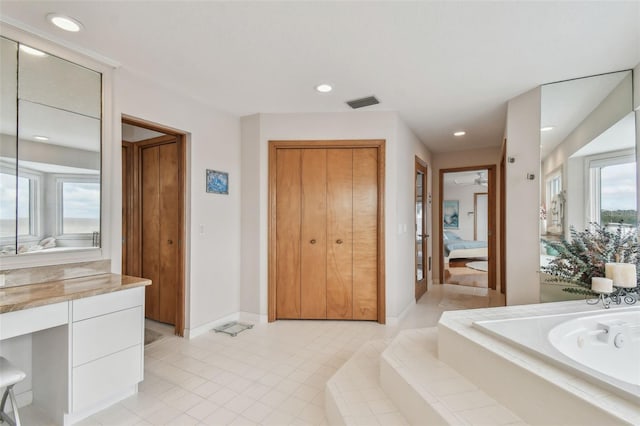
[206,169,229,194]
[443,199,459,229]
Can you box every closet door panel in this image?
[158,142,179,324]
[326,149,353,319]
[276,149,302,318]
[141,146,160,320]
[353,148,378,320]
[300,149,327,319]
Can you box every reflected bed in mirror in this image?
[540,70,636,302]
[0,36,101,257]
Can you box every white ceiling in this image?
[2,1,639,153]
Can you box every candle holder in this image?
[586,290,613,309]
[610,286,638,305]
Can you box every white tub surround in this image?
[439,302,640,426]
[0,274,150,425]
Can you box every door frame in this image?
[268,140,386,323]
[500,143,507,296]
[121,115,187,336]
[415,156,428,301]
[439,165,497,289]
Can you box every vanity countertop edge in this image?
[0,273,151,314]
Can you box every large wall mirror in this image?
[0,35,102,257]
[540,70,636,301]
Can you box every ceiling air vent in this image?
[346,96,379,109]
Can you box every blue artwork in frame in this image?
[443,200,459,229]
[206,169,229,194]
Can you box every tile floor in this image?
[22,283,505,425]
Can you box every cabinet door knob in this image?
[168,239,173,244]
[310,239,316,244]
[336,239,343,244]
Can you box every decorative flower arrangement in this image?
[541,224,640,296]
[540,205,547,221]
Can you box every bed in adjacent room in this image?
[443,231,488,262]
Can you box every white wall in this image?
[239,111,432,321]
[504,87,541,305]
[396,118,432,316]
[112,68,241,334]
[442,181,487,241]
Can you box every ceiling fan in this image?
[453,171,488,186]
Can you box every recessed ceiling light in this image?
[47,13,83,32]
[541,126,554,132]
[453,131,466,137]
[315,84,333,93]
[19,45,46,57]
[34,135,49,141]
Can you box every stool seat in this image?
[0,356,25,426]
[0,358,26,388]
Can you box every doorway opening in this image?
[122,115,186,336]
[439,166,497,292]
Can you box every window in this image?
[545,171,563,230]
[59,179,100,235]
[588,153,637,229]
[1,172,37,238]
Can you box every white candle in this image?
[605,263,616,279]
[611,263,637,288]
[591,277,613,294]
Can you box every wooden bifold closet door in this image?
[140,141,179,325]
[274,146,378,321]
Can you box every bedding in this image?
[443,231,488,259]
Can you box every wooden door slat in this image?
[275,149,302,318]
[353,148,378,320]
[326,149,353,320]
[300,149,327,319]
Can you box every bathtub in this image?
[473,305,640,404]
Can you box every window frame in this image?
[55,174,101,240]
[585,148,636,227]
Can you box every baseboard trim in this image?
[386,299,415,326]
[238,311,268,324]
[184,312,239,339]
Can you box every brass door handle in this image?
[336,239,343,244]
[310,239,316,244]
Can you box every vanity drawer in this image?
[72,306,143,366]
[72,287,143,321]
[72,344,142,412]
[0,302,68,340]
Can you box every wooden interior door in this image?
[140,140,179,325]
[415,157,428,300]
[270,140,385,322]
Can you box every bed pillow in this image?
[444,231,461,240]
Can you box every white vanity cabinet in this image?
[0,275,149,425]
[70,287,144,414]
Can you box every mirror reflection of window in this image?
[540,70,636,303]
[61,180,100,235]
[589,156,637,230]
[1,35,103,256]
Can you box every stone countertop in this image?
[0,273,151,314]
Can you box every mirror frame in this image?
[0,23,114,269]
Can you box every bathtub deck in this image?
[438,301,640,425]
